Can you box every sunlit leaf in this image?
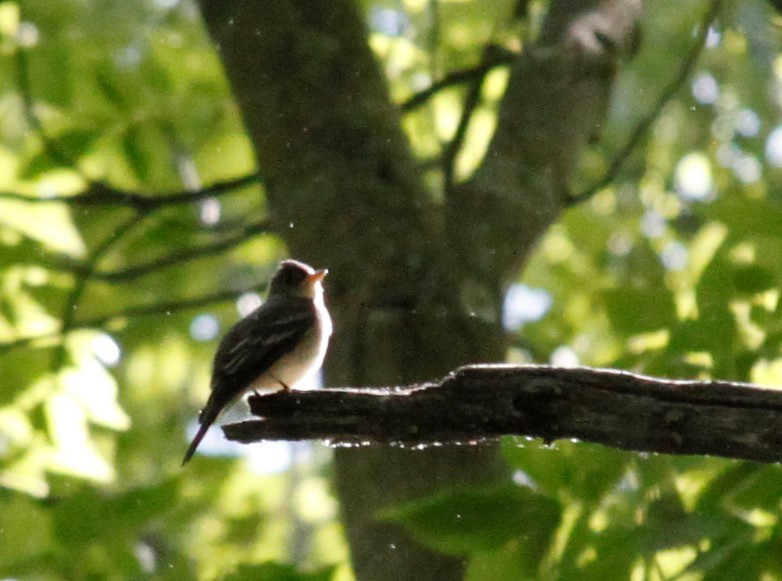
[46,391,114,482]
[0,200,85,257]
[0,495,53,574]
[502,439,629,503]
[603,287,677,335]
[224,562,336,581]
[122,124,152,182]
[731,264,777,294]
[379,484,561,558]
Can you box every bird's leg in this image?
[271,373,290,391]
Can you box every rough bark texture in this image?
[196,1,642,578]
[226,364,782,464]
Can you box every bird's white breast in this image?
[252,293,332,390]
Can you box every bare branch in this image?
[0,173,261,209]
[58,219,273,282]
[225,364,782,464]
[0,282,269,356]
[50,209,149,371]
[399,48,516,113]
[568,0,722,205]
[13,49,263,209]
[442,46,499,192]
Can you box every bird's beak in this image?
[307,269,328,284]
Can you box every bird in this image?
[182,259,332,465]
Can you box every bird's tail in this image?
[181,403,220,466]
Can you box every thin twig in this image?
[50,209,148,372]
[0,173,261,209]
[93,220,273,282]
[12,49,262,208]
[568,0,722,205]
[0,282,270,356]
[442,45,497,192]
[399,48,516,113]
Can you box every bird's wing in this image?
[214,295,316,385]
[183,296,316,465]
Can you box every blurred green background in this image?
[3,0,782,579]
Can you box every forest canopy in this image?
[2,0,782,579]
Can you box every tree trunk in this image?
[196,0,642,578]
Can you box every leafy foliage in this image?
[1,0,782,579]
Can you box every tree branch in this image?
[442,45,498,193]
[13,48,263,209]
[0,282,269,356]
[447,0,643,289]
[56,219,273,282]
[399,48,516,113]
[50,209,149,372]
[225,364,782,464]
[568,0,722,205]
[0,173,261,209]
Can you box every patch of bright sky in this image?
[199,198,221,226]
[502,284,552,330]
[607,231,633,257]
[641,210,666,239]
[369,7,409,37]
[237,292,262,317]
[705,26,721,49]
[735,109,761,137]
[691,72,719,105]
[733,154,762,184]
[115,44,143,70]
[185,411,303,475]
[661,241,688,272]
[190,313,220,342]
[16,21,39,47]
[550,345,579,367]
[765,125,782,167]
[153,0,181,9]
[92,333,122,367]
[716,142,741,168]
[184,370,325,472]
[674,152,713,201]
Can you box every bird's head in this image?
[269,259,328,299]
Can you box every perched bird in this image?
[182,259,332,465]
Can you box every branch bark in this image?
[226,364,782,464]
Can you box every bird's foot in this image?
[271,374,290,391]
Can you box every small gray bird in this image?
[182,259,332,465]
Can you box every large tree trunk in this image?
[196,0,641,578]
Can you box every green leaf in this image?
[0,495,53,574]
[96,67,130,110]
[731,264,776,294]
[17,151,60,181]
[52,478,180,548]
[57,130,97,160]
[379,484,561,557]
[465,539,546,581]
[224,563,335,581]
[686,538,764,580]
[502,439,629,503]
[702,198,782,239]
[603,287,677,335]
[0,347,53,406]
[668,309,736,354]
[723,465,782,514]
[122,124,152,182]
[0,200,86,256]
